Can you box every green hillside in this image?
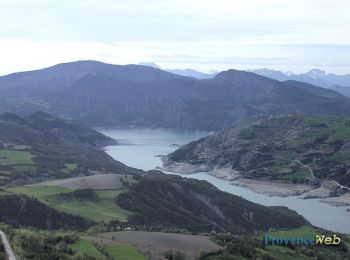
[0,112,142,185]
[167,114,350,186]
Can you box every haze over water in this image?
[100,128,350,234]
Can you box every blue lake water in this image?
[100,128,350,234]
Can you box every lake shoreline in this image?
[100,128,350,233]
[161,161,350,207]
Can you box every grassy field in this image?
[4,185,130,222]
[256,226,321,259]
[266,245,309,260]
[70,238,146,260]
[0,188,11,195]
[258,226,318,239]
[105,244,147,260]
[13,165,37,172]
[7,185,71,199]
[70,239,105,259]
[53,189,130,222]
[0,150,34,165]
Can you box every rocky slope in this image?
[116,171,309,234]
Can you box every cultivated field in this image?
[88,231,222,260]
[0,150,34,165]
[36,174,128,190]
[6,184,131,222]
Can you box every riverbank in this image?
[161,161,350,207]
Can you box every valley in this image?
[1,112,333,259]
[100,128,350,233]
[0,64,349,259]
[2,1,350,258]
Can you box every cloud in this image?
[0,1,349,74]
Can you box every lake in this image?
[100,128,350,234]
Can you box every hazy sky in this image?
[1,0,349,75]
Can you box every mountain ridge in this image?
[1,60,350,130]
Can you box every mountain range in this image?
[139,63,350,90]
[139,62,217,79]
[250,68,350,97]
[164,68,216,79]
[1,60,350,131]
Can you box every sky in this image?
[0,0,350,75]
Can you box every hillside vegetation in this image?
[0,195,92,230]
[116,171,309,233]
[0,223,148,259]
[167,114,350,186]
[3,185,131,223]
[0,112,141,185]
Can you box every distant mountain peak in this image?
[305,69,326,78]
[250,68,350,90]
[138,62,217,79]
[138,62,160,69]
[213,69,276,84]
[165,68,217,79]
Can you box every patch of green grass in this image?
[70,239,105,259]
[327,152,349,162]
[275,151,295,161]
[5,185,130,222]
[258,226,318,239]
[105,244,147,260]
[265,245,308,260]
[53,189,130,222]
[13,165,37,172]
[0,188,11,195]
[282,169,311,183]
[256,227,319,260]
[332,129,350,140]
[6,185,71,201]
[0,150,35,165]
[15,228,79,238]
